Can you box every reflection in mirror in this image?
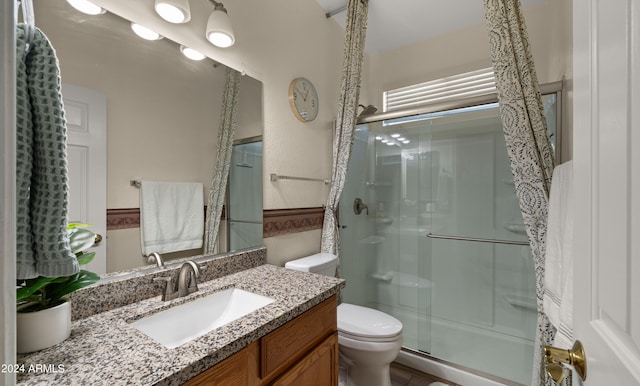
[227,138,263,251]
[33,0,264,275]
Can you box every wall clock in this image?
[288,77,319,122]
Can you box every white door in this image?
[63,83,107,275]
[572,0,640,384]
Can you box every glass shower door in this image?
[372,120,435,353]
[339,120,434,356]
[423,104,536,384]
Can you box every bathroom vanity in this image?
[16,248,344,385]
[184,296,338,385]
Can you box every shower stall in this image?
[339,84,561,385]
[225,137,263,251]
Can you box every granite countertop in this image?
[17,264,345,386]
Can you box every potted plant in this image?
[16,223,101,353]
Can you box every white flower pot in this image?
[17,300,71,353]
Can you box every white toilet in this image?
[285,253,403,386]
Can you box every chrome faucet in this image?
[153,276,179,301]
[177,260,200,297]
[153,261,201,301]
[146,252,164,268]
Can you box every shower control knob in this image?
[353,197,369,215]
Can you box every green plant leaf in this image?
[16,276,56,302]
[46,270,100,305]
[76,251,96,266]
[68,228,96,254]
[18,223,100,310]
[66,223,92,230]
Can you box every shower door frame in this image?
[357,81,563,162]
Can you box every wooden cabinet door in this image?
[270,332,338,386]
[183,341,260,386]
[261,296,337,380]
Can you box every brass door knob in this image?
[545,363,566,384]
[544,340,587,382]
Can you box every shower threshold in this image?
[398,347,527,386]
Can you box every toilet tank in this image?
[284,253,339,277]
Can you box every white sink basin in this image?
[130,288,275,348]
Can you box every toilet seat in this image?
[338,332,403,352]
[339,329,402,343]
[338,303,403,342]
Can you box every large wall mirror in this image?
[33,0,264,275]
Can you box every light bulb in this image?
[155,0,191,23]
[206,7,235,48]
[65,0,105,15]
[131,24,162,41]
[207,32,234,48]
[180,46,206,61]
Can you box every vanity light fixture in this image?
[391,133,401,138]
[375,136,383,140]
[131,23,163,41]
[65,0,105,15]
[180,45,206,61]
[402,140,411,144]
[397,137,406,141]
[155,0,191,24]
[381,139,388,143]
[206,0,235,48]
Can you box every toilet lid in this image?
[337,303,403,339]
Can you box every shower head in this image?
[358,104,378,117]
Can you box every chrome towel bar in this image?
[270,173,330,185]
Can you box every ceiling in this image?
[315,0,545,54]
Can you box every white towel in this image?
[543,161,574,348]
[140,181,204,255]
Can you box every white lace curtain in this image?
[483,1,556,384]
[203,67,241,254]
[320,0,369,274]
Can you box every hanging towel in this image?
[543,160,574,348]
[140,182,204,255]
[16,24,79,279]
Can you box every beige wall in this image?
[263,230,324,268]
[363,0,573,161]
